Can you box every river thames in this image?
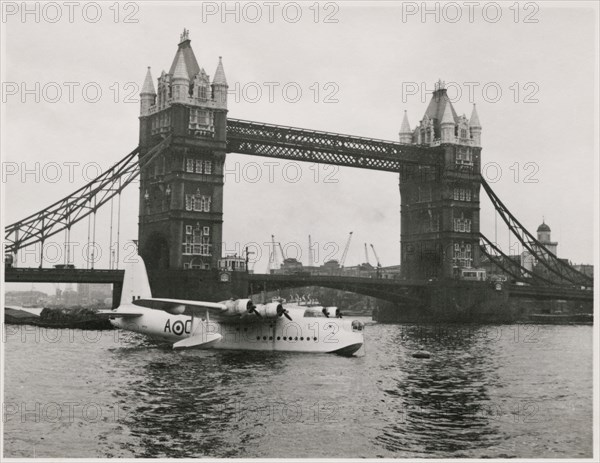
[3,320,593,458]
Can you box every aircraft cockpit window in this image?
[303,309,326,318]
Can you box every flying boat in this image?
[100,256,364,356]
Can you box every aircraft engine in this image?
[225,299,260,317]
[254,302,280,318]
[275,302,292,320]
[165,305,185,315]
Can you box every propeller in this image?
[276,303,292,321]
[246,300,262,317]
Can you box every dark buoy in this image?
[412,351,431,359]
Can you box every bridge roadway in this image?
[4,268,593,303]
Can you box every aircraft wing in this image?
[132,298,287,323]
[5,307,42,318]
[133,298,227,314]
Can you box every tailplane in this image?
[120,254,152,306]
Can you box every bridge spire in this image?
[169,29,200,80]
[172,50,190,101]
[173,51,189,81]
[469,103,482,146]
[441,101,454,124]
[140,67,156,116]
[440,102,455,143]
[141,67,156,95]
[469,103,481,128]
[213,56,228,86]
[212,56,228,108]
[399,110,412,144]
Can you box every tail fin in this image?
[120,254,152,306]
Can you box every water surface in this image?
[3,321,593,458]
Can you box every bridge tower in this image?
[398,80,482,279]
[138,29,228,271]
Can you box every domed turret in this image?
[537,222,551,232]
[536,219,552,245]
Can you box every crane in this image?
[370,243,382,268]
[339,231,353,267]
[308,235,313,267]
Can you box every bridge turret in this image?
[440,102,455,143]
[399,79,483,281]
[469,104,482,146]
[212,57,228,110]
[172,51,190,102]
[398,110,413,144]
[140,67,156,116]
[138,29,227,272]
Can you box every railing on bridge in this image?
[4,267,124,284]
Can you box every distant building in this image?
[77,283,113,306]
[480,254,521,282]
[5,290,48,307]
[322,259,340,271]
[522,219,558,272]
[380,265,402,279]
[272,257,304,274]
[271,258,402,280]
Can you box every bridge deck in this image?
[4,268,593,303]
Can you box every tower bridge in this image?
[4,31,593,320]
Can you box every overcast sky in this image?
[2,1,598,291]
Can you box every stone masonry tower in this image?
[138,29,228,271]
[398,80,482,279]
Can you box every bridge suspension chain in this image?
[5,136,171,256]
[481,177,592,286]
[479,233,555,286]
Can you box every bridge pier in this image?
[146,268,249,303]
[374,281,515,323]
[112,282,123,309]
